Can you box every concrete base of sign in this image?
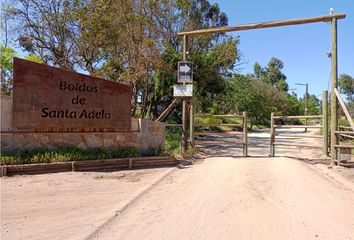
[1,96,164,154]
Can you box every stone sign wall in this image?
[1,96,165,154]
[13,58,132,132]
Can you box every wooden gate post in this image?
[330,17,338,165]
[189,102,195,146]
[270,112,275,156]
[242,111,248,157]
[322,90,329,156]
[181,35,189,154]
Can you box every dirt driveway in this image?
[1,129,354,240]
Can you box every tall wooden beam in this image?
[270,112,275,157]
[242,111,248,157]
[181,35,189,154]
[178,14,345,36]
[156,98,179,122]
[322,90,328,156]
[334,88,354,130]
[189,101,194,146]
[330,18,338,166]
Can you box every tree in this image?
[339,74,354,102]
[69,0,239,118]
[9,0,86,69]
[286,92,302,116]
[225,73,288,129]
[253,57,289,92]
[298,94,320,115]
[8,0,240,120]
[1,2,17,47]
[0,44,43,96]
[225,74,266,128]
[0,44,17,95]
[24,54,43,64]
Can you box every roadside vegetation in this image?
[0,147,139,165]
[164,128,182,156]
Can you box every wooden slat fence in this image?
[192,112,248,156]
[270,113,326,157]
[333,88,354,164]
[270,91,329,157]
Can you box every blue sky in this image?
[210,0,354,98]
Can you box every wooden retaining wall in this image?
[0,156,176,177]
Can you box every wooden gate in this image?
[191,112,248,156]
[269,114,327,157]
[333,88,354,164]
[270,91,329,157]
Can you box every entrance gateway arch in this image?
[174,12,346,165]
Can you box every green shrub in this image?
[164,128,181,155]
[0,147,139,165]
[339,118,351,127]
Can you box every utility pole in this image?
[296,83,309,132]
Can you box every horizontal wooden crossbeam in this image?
[165,124,182,127]
[338,134,354,139]
[339,126,353,130]
[334,145,354,149]
[273,115,322,119]
[194,132,244,136]
[275,134,322,138]
[273,143,323,148]
[178,14,346,36]
[335,131,354,135]
[274,125,322,128]
[193,123,242,127]
[194,114,243,119]
[195,140,245,145]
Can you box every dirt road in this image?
[2,129,354,240]
[89,157,354,240]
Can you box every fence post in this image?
[181,35,189,154]
[242,111,248,157]
[270,112,275,156]
[0,166,7,177]
[322,90,329,156]
[189,103,194,146]
[330,17,338,165]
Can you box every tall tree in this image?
[0,44,42,95]
[74,0,240,118]
[339,74,354,102]
[253,57,289,92]
[8,0,240,119]
[9,0,86,69]
[0,44,17,95]
[225,73,288,128]
[298,94,320,115]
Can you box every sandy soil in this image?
[0,168,175,240]
[90,157,354,240]
[1,128,354,240]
